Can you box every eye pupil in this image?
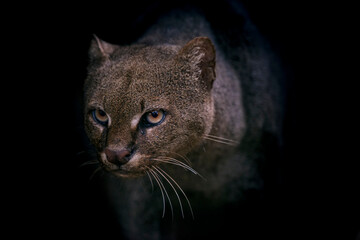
[151,111,158,118]
[98,110,106,116]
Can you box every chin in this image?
[109,169,146,178]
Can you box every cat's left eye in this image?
[143,110,165,127]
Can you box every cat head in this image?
[84,36,216,177]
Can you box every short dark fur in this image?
[84,7,283,239]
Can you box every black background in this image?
[4,1,358,239]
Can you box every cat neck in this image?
[203,53,246,154]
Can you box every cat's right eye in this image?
[92,109,109,126]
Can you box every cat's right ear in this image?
[89,35,116,60]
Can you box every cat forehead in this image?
[114,44,180,63]
[91,66,173,111]
[104,47,176,83]
[86,42,208,113]
[108,62,173,95]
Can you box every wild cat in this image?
[83,6,283,239]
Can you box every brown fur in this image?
[85,36,222,176]
[83,8,282,239]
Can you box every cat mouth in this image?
[99,152,201,178]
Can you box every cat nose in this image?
[104,148,131,166]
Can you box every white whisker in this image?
[153,166,184,219]
[156,166,195,220]
[146,167,166,218]
[154,157,206,180]
[204,134,239,143]
[153,158,197,175]
[148,168,174,219]
[203,135,238,146]
[159,150,192,165]
[145,170,154,192]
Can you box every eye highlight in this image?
[92,109,109,126]
[143,110,165,127]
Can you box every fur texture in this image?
[83,8,282,239]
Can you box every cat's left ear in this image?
[89,35,116,60]
[177,37,216,90]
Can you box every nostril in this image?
[117,150,131,161]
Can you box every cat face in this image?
[84,37,216,177]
